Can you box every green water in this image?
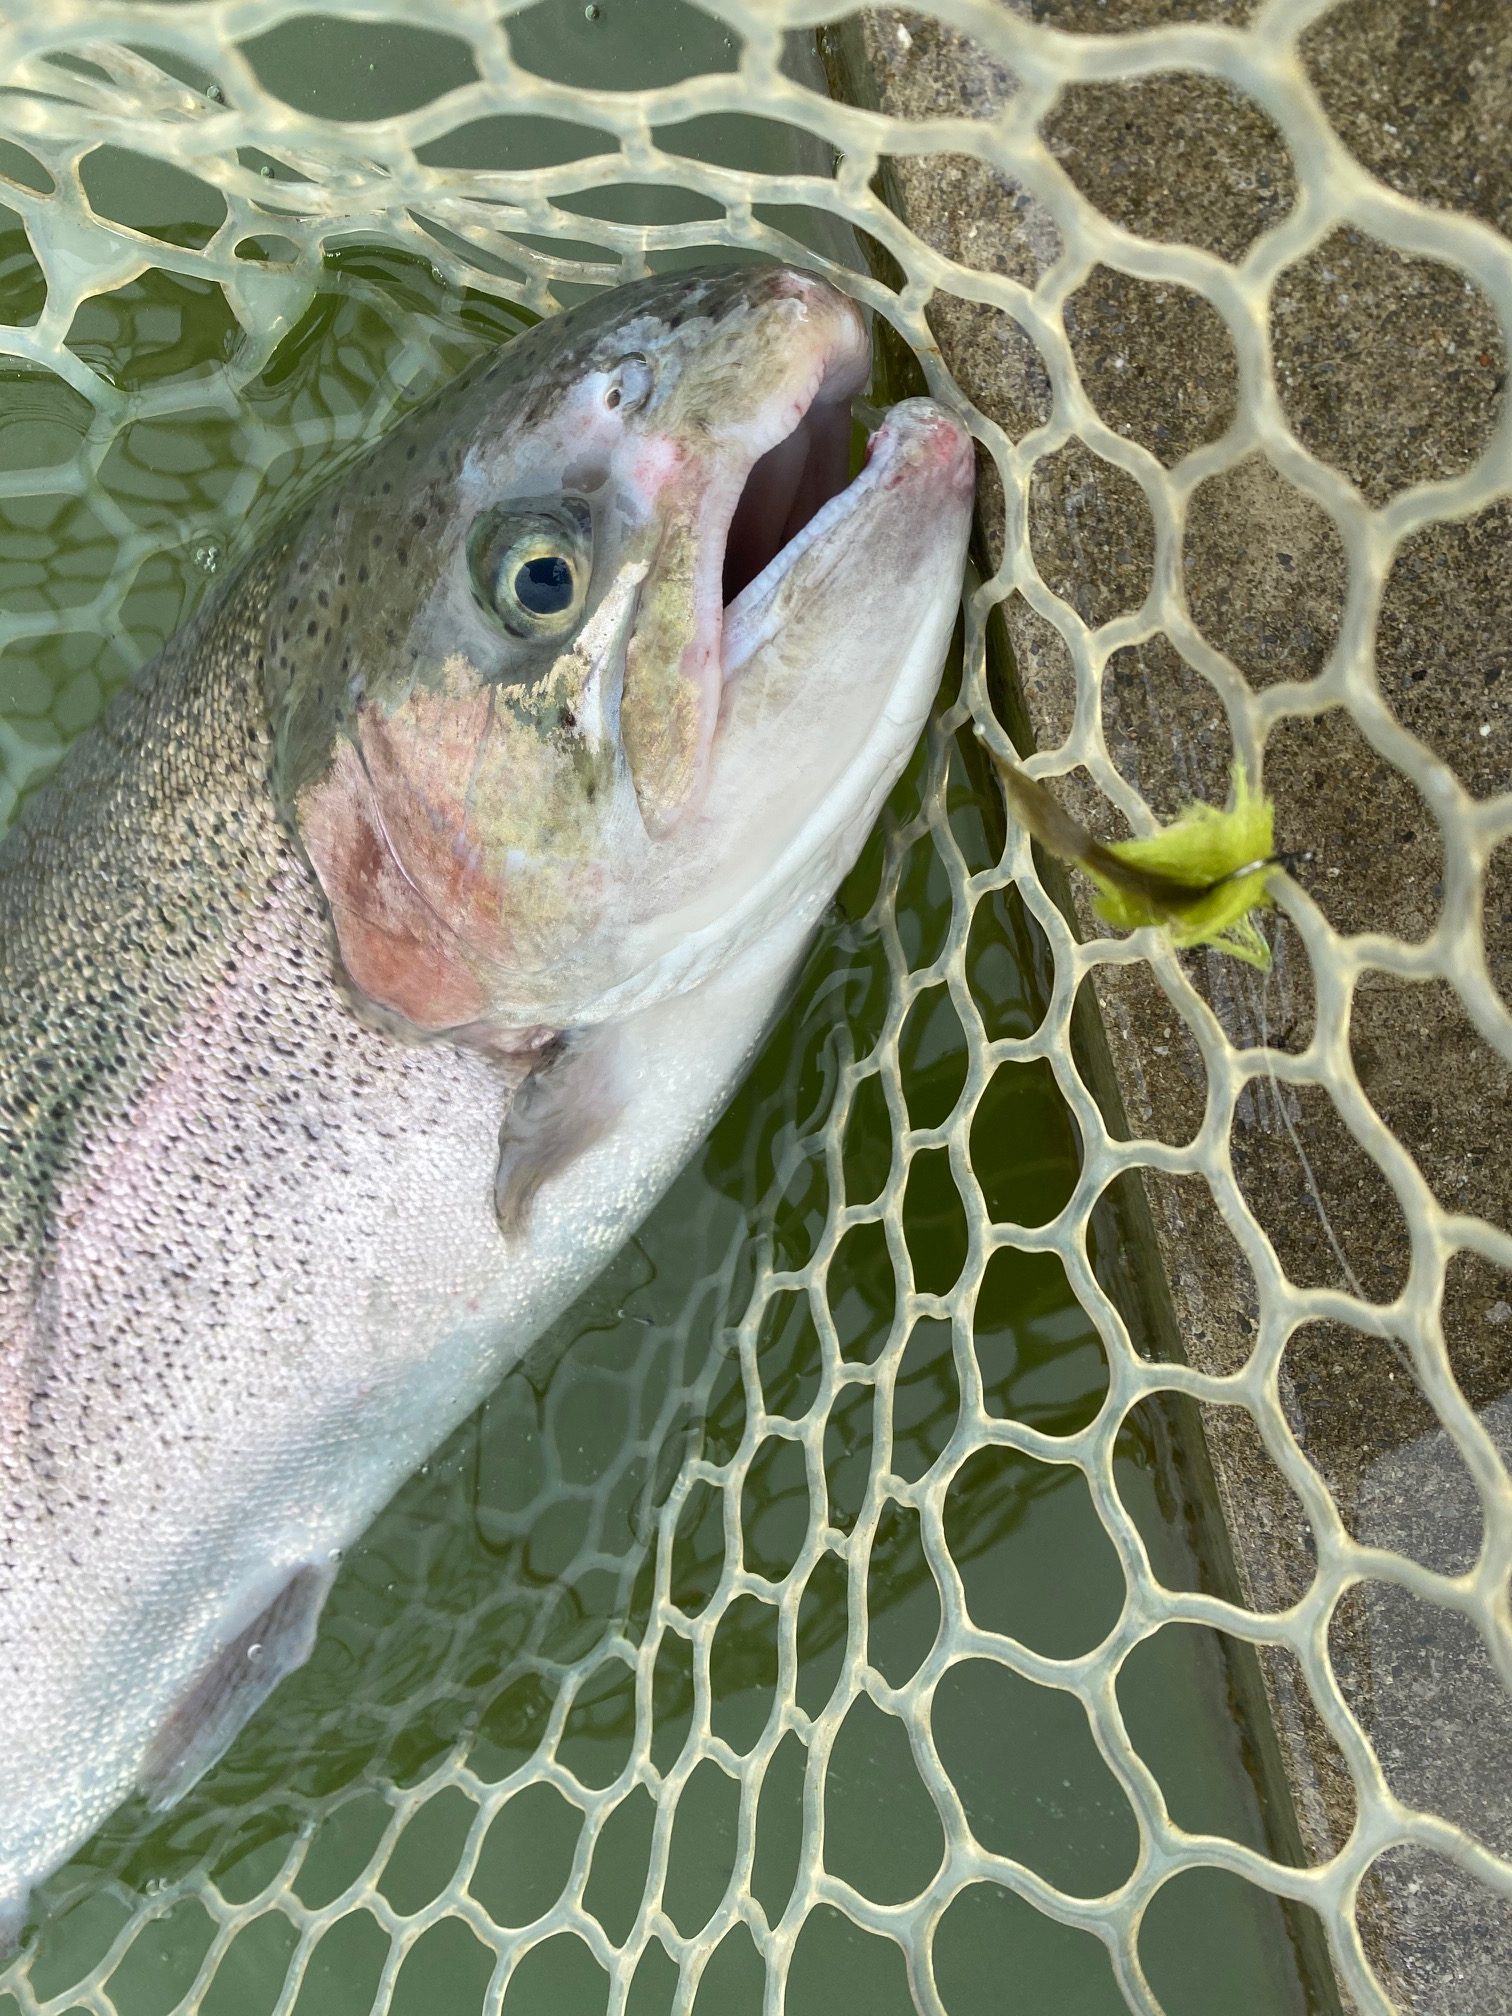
[0,24,1331,2015]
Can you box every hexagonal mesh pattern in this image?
[0,3,1508,2014]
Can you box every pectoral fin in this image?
[494,1029,622,1235]
[137,1562,335,1813]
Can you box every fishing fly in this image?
[991,751,1307,968]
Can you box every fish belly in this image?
[0,847,802,1937]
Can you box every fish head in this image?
[265,264,973,1044]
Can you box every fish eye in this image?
[508,546,576,619]
[468,502,592,640]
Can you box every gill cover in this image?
[293,560,647,1044]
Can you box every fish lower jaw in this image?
[721,397,974,680]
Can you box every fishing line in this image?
[1253,930,1417,1383]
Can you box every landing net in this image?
[0,3,1508,2013]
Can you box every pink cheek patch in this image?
[297,694,514,1036]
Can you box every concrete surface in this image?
[832,4,1512,2011]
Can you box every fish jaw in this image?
[582,396,977,1020]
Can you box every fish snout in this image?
[760,264,868,364]
[732,265,870,426]
[867,397,976,500]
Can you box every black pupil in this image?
[514,553,573,617]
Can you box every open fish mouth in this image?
[707,273,873,677]
[707,284,971,688]
[719,356,863,615]
[626,336,975,1014]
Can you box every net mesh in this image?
[0,2,1509,2012]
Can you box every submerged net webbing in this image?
[0,3,1508,2013]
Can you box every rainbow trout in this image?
[0,265,972,1937]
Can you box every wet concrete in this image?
[833,5,1512,2011]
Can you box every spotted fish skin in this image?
[0,265,974,1939]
